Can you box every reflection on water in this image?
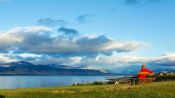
[0,76,109,89]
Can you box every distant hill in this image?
[108,64,175,75]
[0,61,110,75]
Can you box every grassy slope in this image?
[0,81,175,98]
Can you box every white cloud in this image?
[65,53,175,68]
[16,53,42,58]
[0,26,144,57]
[154,53,175,65]
[0,26,52,51]
[0,53,16,63]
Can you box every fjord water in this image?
[0,76,117,89]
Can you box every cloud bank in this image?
[0,25,174,72]
[0,26,143,57]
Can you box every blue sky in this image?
[0,0,175,72]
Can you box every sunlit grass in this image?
[0,81,175,98]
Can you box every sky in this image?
[0,0,175,72]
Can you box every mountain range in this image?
[0,61,110,75]
[0,61,174,75]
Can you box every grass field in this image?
[0,81,175,98]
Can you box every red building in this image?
[138,64,154,80]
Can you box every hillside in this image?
[0,61,108,75]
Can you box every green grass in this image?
[0,81,175,98]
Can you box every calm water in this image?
[0,76,122,89]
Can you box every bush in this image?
[72,81,107,86]
[91,81,106,85]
